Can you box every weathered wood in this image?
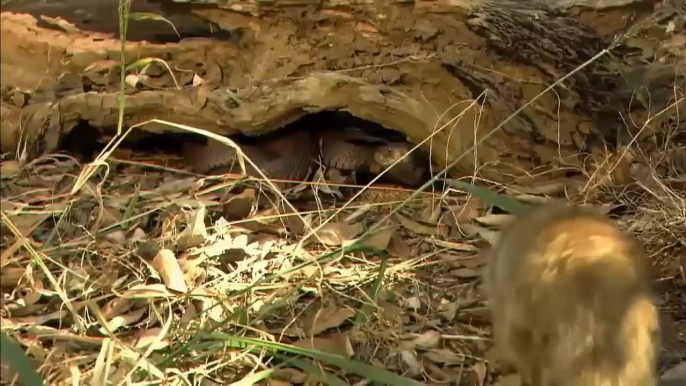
[1,0,683,182]
[165,0,659,15]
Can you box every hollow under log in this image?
[0,0,683,182]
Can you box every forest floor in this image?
[1,1,685,385]
[1,139,684,385]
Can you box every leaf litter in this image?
[1,134,685,385]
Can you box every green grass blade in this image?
[443,179,530,214]
[355,254,387,325]
[193,334,423,386]
[0,332,45,386]
[120,185,140,230]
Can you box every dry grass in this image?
[1,124,684,385]
[0,149,488,385]
[1,3,684,383]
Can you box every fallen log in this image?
[1,0,683,183]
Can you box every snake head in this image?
[372,143,412,167]
[372,143,426,186]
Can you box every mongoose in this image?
[484,203,659,386]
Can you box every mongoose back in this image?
[484,203,659,386]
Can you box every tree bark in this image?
[1,0,683,182]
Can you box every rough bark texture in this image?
[1,0,684,182]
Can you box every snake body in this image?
[182,128,426,186]
[183,129,318,181]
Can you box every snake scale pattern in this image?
[182,128,426,186]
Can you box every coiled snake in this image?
[182,128,426,186]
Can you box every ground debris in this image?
[1,144,684,384]
[1,0,685,380]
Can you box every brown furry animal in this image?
[484,203,659,386]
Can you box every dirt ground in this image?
[1,0,685,385]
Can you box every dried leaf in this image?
[0,267,25,288]
[5,212,51,237]
[101,297,132,319]
[400,330,441,350]
[203,238,237,257]
[232,234,249,249]
[290,332,353,357]
[424,348,465,365]
[192,74,205,87]
[177,204,207,250]
[223,189,256,220]
[100,308,146,334]
[438,301,459,321]
[120,284,175,299]
[105,230,127,244]
[129,228,147,243]
[151,249,188,293]
[420,204,441,225]
[179,302,198,329]
[115,347,165,379]
[458,223,500,246]
[387,232,411,259]
[125,74,141,88]
[404,296,421,310]
[448,198,486,223]
[4,310,69,328]
[92,338,115,386]
[278,306,352,337]
[379,300,403,321]
[20,289,41,308]
[511,194,551,205]
[302,306,356,336]
[394,213,446,236]
[311,222,364,246]
[134,327,170,351]
[279,205,310,235]
[400,350,422,377]
[199,293,234,322]
[359,225,395,251]
[424,362,451,383]
[342,205,371,223]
